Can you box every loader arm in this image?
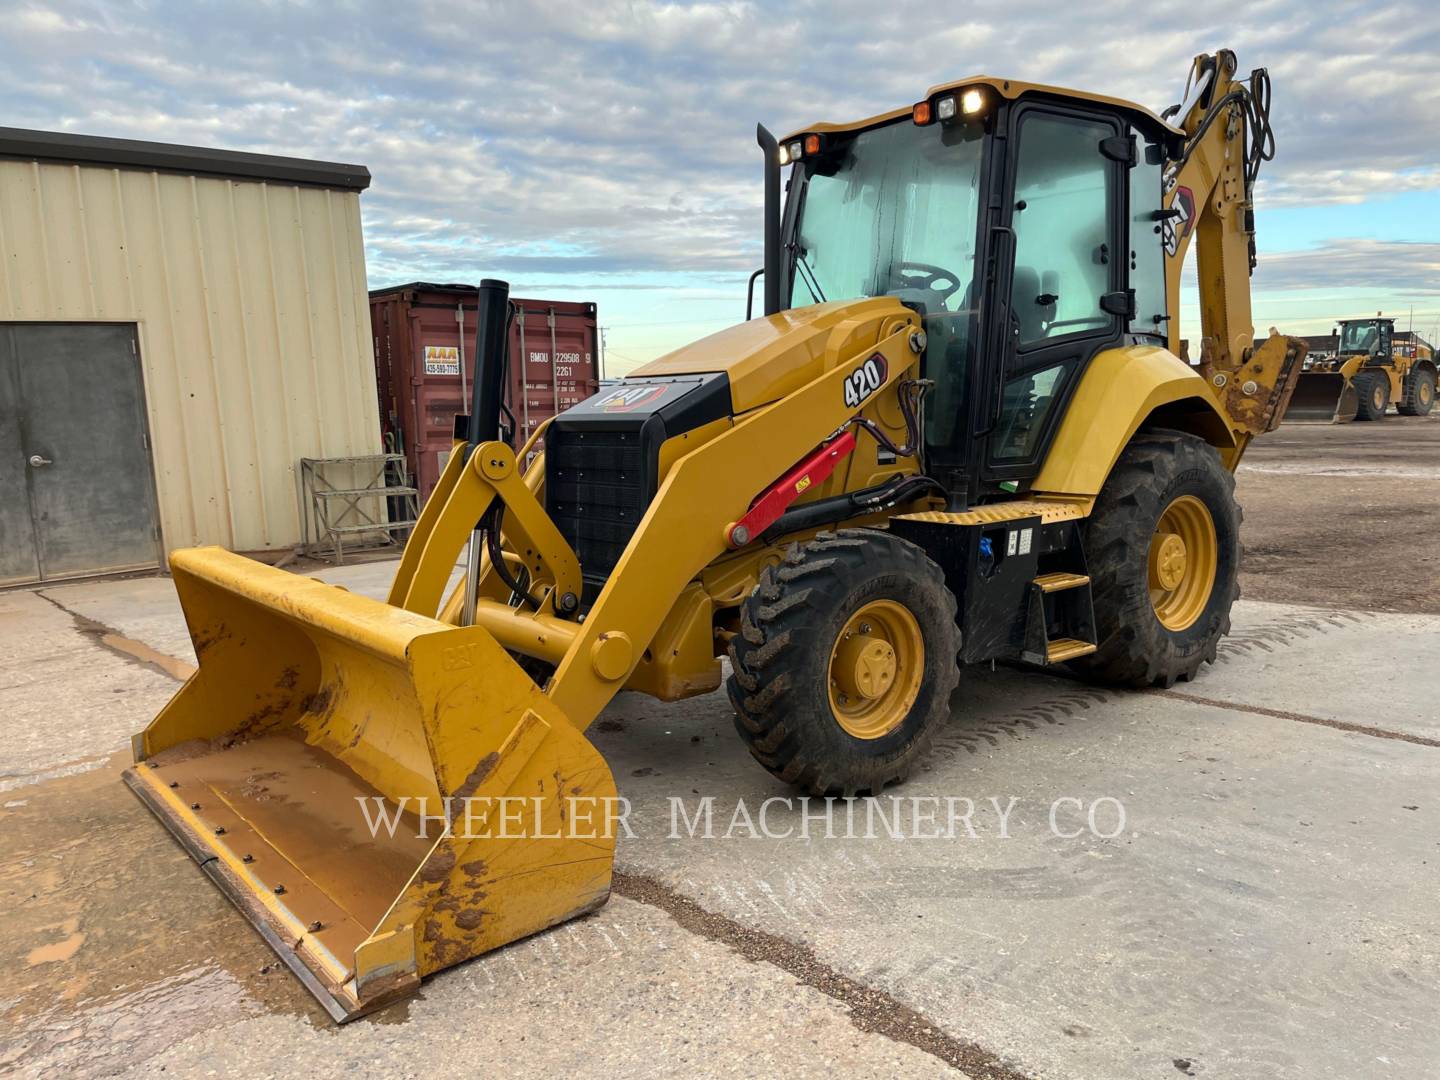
[124,295,925,1025]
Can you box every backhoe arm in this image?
[1162,50,1303,441]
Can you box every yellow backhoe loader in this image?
[125,48,1303,1021]
[1283,315,1436,422]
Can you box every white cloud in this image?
[0,0,1437,359]
[1257,239,1440,294]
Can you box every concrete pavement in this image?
[2,563,1437,1078]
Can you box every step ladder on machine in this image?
[1023,570,1098,666]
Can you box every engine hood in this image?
[633,298,914,414]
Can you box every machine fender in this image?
[1033,346,1237,497]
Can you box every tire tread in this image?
[1070,433,1238,688]
[726,529,959,797]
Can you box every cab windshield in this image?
[1338,320,1383,355]
[790,119,983,310]
[788,118,985,450]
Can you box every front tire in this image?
[727,529,959,797]
[1354,371,1390,421]
[1070,433,1240,688]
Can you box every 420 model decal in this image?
[844,354,888,409]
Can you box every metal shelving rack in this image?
[299,453,418,564]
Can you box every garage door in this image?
[0,323,161,585]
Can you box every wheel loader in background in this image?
[124,48,1304,1021]
[1283,315,1436,422]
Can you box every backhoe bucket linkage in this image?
[123,547,616,1022]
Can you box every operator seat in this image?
[995,266,1048,458]
[1011,266,1047,342]
[918,280,977,454]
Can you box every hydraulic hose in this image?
[760,473,946,544]
[484,501,541,611]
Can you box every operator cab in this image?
[775,78,1180,504]
[1336,317,1393,363]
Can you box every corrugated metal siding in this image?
[0,159,380,551]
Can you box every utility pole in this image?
[599,326,608,380]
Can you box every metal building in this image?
[0,127,380,585]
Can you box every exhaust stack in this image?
[756,124,782,317]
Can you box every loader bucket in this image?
[1282,372,1359,423]
[123,547,617,1021]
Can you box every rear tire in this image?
[1398,367,1435,416]
[1070,433,1239,688]
[727,529,959,797]
[1354,371,1390,421]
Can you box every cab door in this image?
[980,105,1129,489]
[1376,320,1394,367]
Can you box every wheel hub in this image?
[1149,532,1188,591]
[827,600,925,740]
[834,635,897,701]
[1148,494,1218,633]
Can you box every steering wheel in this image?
[887,261,962,301]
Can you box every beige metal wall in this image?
[0,159,380,551]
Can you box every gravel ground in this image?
[1236,412,1440,614]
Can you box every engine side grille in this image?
[546,427,648,601]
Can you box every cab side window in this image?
[1009,114,1113,345]
[992,112,1116,465]
[1130,137,1167,338]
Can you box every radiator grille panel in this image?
[546,428,649,600]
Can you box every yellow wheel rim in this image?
[1421,380,1434,407]
[827,599,924,740]
[1148,495,1217,632]
[1373,383,1386,410]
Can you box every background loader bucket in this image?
[1283,372,1359,423]
[124,547,617,1021]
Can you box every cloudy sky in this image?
[4,0,1438,372]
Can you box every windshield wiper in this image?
[791,243,827,304]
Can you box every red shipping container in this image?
[370,282,601,501]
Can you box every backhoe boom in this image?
[1162,50,1302,442]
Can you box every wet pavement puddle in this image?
[0,755,335,1075]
